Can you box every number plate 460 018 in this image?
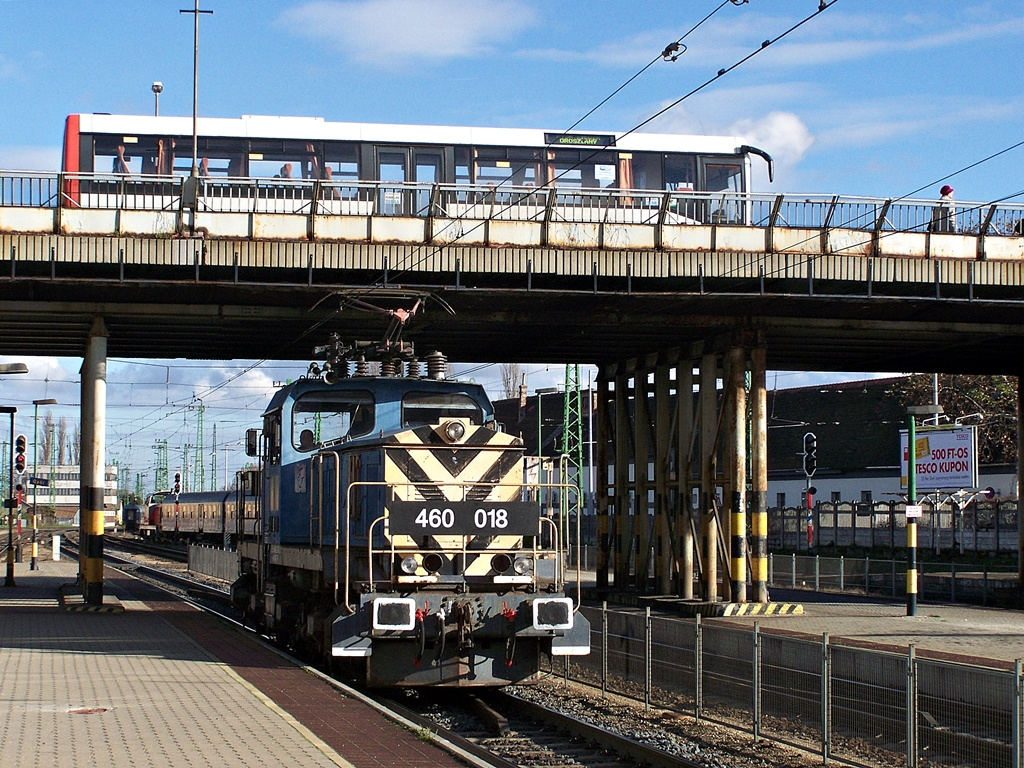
[387,501,540,536]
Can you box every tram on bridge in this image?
[62,113,771,220]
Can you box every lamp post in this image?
[906,403,943,616]
[1,406,18,587]
[151,81,163,117]
[31,399,57,571]
[180,0,213,205]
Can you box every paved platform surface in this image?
[709,587,1024,668]
[0,558,469,768]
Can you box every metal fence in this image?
[770,501,1020,554]
[553,604,1024,768]
[4,171,1024,236]
[767,553,1019,607]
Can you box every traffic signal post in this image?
[803,432,818,548]
[2,407,18,587]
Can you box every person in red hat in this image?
[930,184,955,233]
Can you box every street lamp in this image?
[180,0,213,209]
[1,405,18,587]
[906,403,943,616]
[151,81,163,116]
[31,398,57,571]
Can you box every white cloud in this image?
[278,0,536,66]
[729,111,814,167]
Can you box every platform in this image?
[0,558,470,768]
[712,587,1024,666]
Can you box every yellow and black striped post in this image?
[906,411,918,616]
[751,347,769,603]
[80,319,108,606]
[728,347,747,604]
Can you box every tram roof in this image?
[73,113,748,156]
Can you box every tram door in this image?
[700,158,745,224]
[375,148,443,216]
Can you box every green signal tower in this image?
[154,439,168,492]
[560,364,584,564]
[193,400,205,492]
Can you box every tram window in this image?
[248,140,322,179]
[95,136,147,175]
[167,138,245,178]
[705,162,744,193]
[546,150,583,188]
[455,148,471,185]
[292,390,375,450]
[401,392,482,427]
[507,149,541,187]
[322,143,358,180]
[570,150,616,189]
[625,153,662,191]
[665,154,696,192]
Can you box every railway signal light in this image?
[802,432,817,478]
[14,434,27,474]
[174,472,181,495]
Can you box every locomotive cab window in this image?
[292,390,375,450]
[401,392,482,427]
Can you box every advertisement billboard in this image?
[899,425,978,491]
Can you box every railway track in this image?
[72,539,737,768]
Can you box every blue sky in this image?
[1,0,1021,492]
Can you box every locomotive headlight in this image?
[400,556,419,574]
[490,553,512,574]
[422,553,444,573]
[513,555,534,575]
[441,419,466,443]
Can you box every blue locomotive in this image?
[231,340,589,687]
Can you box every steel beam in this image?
[751,346,769,603]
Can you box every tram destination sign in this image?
[544,132,616,147]
[899,425,978,492]
[388,501,540,536]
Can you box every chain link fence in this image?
[549,604,1024,768]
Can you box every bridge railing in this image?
[4,170,1024,237]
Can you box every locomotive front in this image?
[235,350,589,687]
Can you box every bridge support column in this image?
[613,371,631,588]
[727,347,747,603]
[654,364,672,594]
[677,362,695,599]
[751,346,769,603]
[80,318,108,606]
[1018,378,1024,597]
[699,354,719,602]
[596,376,610,590]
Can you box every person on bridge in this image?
[930,184,956,233]
[112,144,130,175]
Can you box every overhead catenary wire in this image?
[62,1,843,467]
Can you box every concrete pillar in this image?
[751,347,769,603]
[1018,378,1023,594]
[634,371,652,590]
[613,372,631,587]
[677,362,694,599]
[654,364,672,594]
[80,318,108,606]
[728,347,747,603]
[699,354,718,601]
[596,376,610,590]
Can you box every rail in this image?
[4,171,1024,244]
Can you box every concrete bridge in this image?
[4,171,1024,603]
